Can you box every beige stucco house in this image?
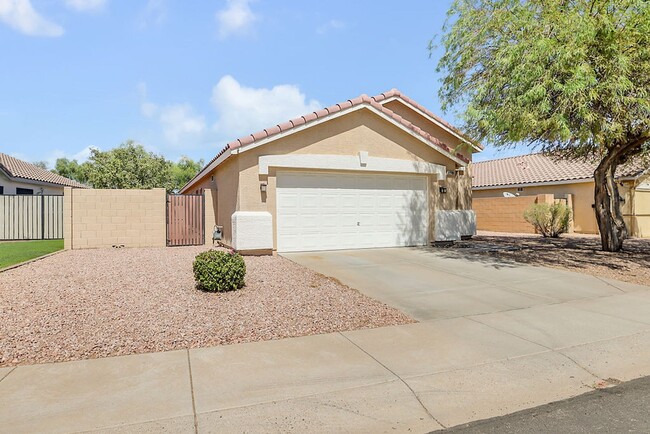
[472,154,650,238]
[181,89,482,253]
[0,153,86,195]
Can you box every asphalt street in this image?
[438,375,650,433]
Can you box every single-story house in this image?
[472,153,650,238]
[0,153,86,195]
[181,89,482,253]
[0,152,88,195]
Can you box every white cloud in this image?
[141,102,158,118]
[135,76,319,152]
[137,81,159,117]
[64,0,106,12]
[159,104,206,144]
[72,145,95,162]
[211,75,321,139]
[0,0,64,37]
[216,0,257,39]
[138,0,166,29]
[317,19,345,35]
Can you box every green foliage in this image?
[192,250,246,292]
[171,156,205,192]
[32,161,49,170]
[524,202,572,238]
[435,0,650,158]
[85,141,174,190]
[435,0,650,251]
[52,142,203,192]
[53,158,90,184]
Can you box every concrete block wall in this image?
[472,194,555,233]
[64,188,166,249]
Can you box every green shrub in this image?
[524,202,572,238]
[192,250,246,292]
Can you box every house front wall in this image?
[629,173,650,238]
[0,171,64,195]
[193,107,473,251]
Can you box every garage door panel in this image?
[277,172,428,252]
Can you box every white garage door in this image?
[276,172,429,252]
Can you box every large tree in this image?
[53,158,90,184]
[84,141,175,190]
[171,156,205,192]
[53,142,204,192]
[435,0,650,251]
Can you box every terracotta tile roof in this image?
[0,153,87,189]
[373,89,483,150]
[472,153,648,188]
[181,89,475,193]
[225,89,474,163]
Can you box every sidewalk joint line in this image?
[593,275,627,293]
[338,332,447,429]
[186,349,199,434]
[555,351,602,380]
[466,317,604,381]
[465,316,555,352]
[0,367,16,385]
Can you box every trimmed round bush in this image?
[192,250,246,292]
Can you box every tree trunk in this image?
[593,153,627,252]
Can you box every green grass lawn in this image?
[0,239,64,269]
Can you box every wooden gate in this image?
[0,195,64,240]
[166,194,205,246]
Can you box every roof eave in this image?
[377,95,484,152]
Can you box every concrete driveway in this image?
[284,247,646,321]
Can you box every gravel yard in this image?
[452,231,650,286]
[0,247,413,367]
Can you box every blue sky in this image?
[0,0,528,167]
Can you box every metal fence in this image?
[0,195,64,240]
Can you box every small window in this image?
[0,186,4,195]
[517,187,524,192]
[16,188,33,195]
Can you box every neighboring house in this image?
[181,89,482,253]
[0,153,86,195]
[472,153,650,238]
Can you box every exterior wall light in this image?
[260,182,268,192]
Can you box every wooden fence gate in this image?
[0,195,64,240]
[166,194,205,246]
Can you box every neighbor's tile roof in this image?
[181,89,476,192]
[472,153,648,188]
[0,152,87,189]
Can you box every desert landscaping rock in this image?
[0,247,413,367]
[458,232,650,287]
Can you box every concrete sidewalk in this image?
[2,289,650,433]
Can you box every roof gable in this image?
[373,91,483,152]
[181,89,474,193]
